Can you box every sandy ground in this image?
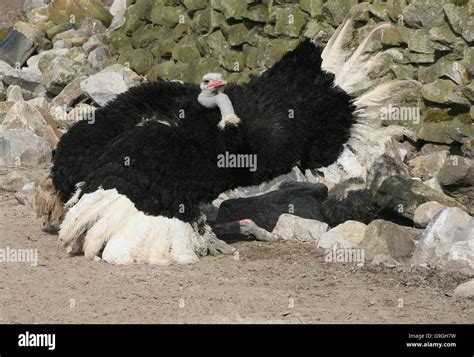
[0,170,472,324]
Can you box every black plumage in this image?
[51,41,356,224]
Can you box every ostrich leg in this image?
[212,219,283,242]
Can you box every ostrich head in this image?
[199,73,228,96]
[198,73,241,130]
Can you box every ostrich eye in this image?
[203,80,209,84]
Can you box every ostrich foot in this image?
[212,219,283,242]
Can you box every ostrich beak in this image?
[208,79,228,88]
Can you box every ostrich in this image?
[35,19,419,264]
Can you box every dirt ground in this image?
[0,175,472,324]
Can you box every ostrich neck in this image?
[198,92,236,118]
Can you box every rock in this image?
[371,254,399,267]
[453,279,474,299]
[0,129,51,166]
[50,76,86,108]
[421,79,460,105]
[53,29,88,47]
[25,48,70,71]
[53,39,72,49]
[412,207,474,274]
[373,175,465,220]
[272,214,328,242]
[443,3,465,36]
[6,85,24,102]
[41,56,77,95]
[359,220,416,261]
[317,231,353,250]
[219,0,247,20]
[273,6,306,38]
[87,46,110,70]
[80,72,128,106]
[215,183,328,232]
[438,155,474,187]
[413,201,446,228]
[423,177,443,193]
[48,0,113,27]
[15,181,36,206]
[407,29,434,54]
[0,101,48,137]
[326,220,367,247]
[118,48,153,75]
[402,0,445,28]
[183,0,207,11]
[13,21,45,46]
[24,0,49,11]
[420,143,450,155]
[408,151,449,180]
[429,25,458,49]
[0,30,36,67]
[243,4,268,22]
[416,119,474,145]
[171,37,201,64]
[28,97,49,109]
[101,64,141,88]
[0,102,15,124]
[1,69,43,92]
[226,23,249,46]
[322,0,351,27]
[257,39,300,69]
[149,2,184,28]
[0,171,30,192]
[299,0,323,18]
[79,17,107,37]
[83,34,107,53]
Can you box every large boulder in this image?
[413,201,446,228]
[0,129,51,166]
[272,214,328,242]
[80,71,128,106]
[373,175,465,220]
[412,207,474,274]
[359,220,416,261]
[48,0,113,27]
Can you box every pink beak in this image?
[208,79,228,88]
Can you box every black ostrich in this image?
[35,20,419,264]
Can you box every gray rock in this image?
[83,34,107,53]
[416,119,474,145]
[413,201,446,228]
[438,155,474,187]
[215,183,328,231]
[79,17,107,37]
[6,85,24,102]
[408,151,449,180]
[423,177,444,193]
[50,76,87,108]
[2,69,42,92]
[80,72,128,106]
[0,129,51,166]
[454,279,474,299]
[373,175,465,220]
[402,0,446,28]
[0,170,30,192]
[326,220,367,247]
[359,219,416,261]
[14,181,36,206]
[53,40,72,49]
[420,143,450,155]
[87,47,110,70]
[23,0,49,11]
[0,102,14,124]
[100,64,142,88]
[13,21,45,46]
[272,214,328,242]
[0,101,48,136]
[412,207,474,274]
[42,57,77,95]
